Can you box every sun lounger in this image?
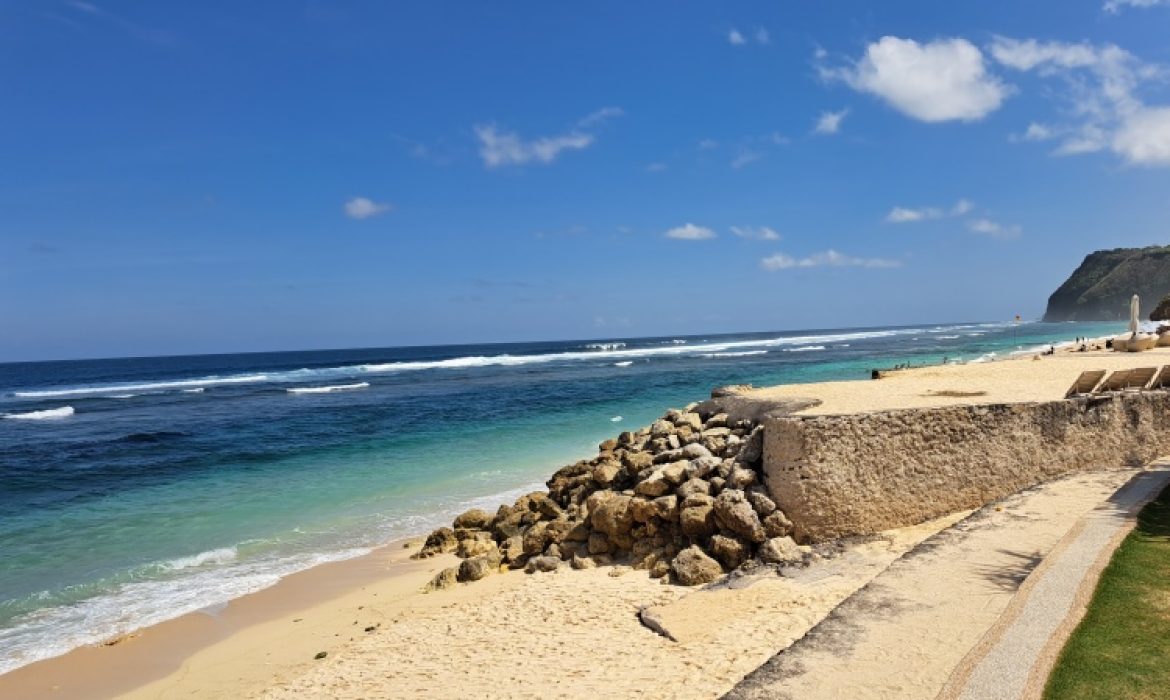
[1122,366,1159,390]
[1094,369,1133,393]
[1149,366,1170,390]
[1065,369,1107,398]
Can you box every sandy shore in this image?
[750,343,1170,415]
[3,340,1168,699]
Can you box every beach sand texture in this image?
[3,344,1168,699]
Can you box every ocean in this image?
[0,320,1124,673]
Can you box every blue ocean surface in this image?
[0,320,1123,672]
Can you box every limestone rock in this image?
[592,461,622,486]
[762,510,793,538]
[525,555,562,573]
[651,419,674,437]
[652,494,679,521]
[588,532,611,555]
[687,455,722,479]
[453,508,493,530]
[759,536,803,565]
[671,545,724,585]
[679,502,717,539]
[423,566,459,592]
[590,494,634,537]
[713,490,766,543]
[456,531,498,558]
[726,466,757,489]
[571,553,597,569]
[458,554,500,582]
[709,534,749,570]
[746,489,777,517]
[634,473,672,498]
[676,478,711,500]
[500,535,525,563]
[413,527,457,558]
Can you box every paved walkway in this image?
[940,462,1170,700]
[723,465,1170,700]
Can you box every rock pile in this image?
[417,391,814,588]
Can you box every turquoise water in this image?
[0,320,1124,672]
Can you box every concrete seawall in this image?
[762,392,1170,541]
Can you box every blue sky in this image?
[2,1,1170,361]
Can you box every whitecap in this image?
[701,350,768,358]
[161,547,239,571]
[783,345,826,353]
[610,416,623,422]
[286,382,370,395]
[613,361,633,367]
[15,374,269,399]
[585,342,626,351]
[5,406,74,420]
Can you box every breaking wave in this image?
[5,407,75,420]
[286,382,370,394]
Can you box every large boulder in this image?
[679,499,717,539]
[458,553,501,582]
[590,494,634,538]
[413,527,457,558]
[453,508,493,530]
[456,531,498,558]
[709,534,749,570]
[671,545,724,585]
[713,490,766,543]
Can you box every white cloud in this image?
[577,106,624,128]
[813,109,849,134]
[645,162,668,172]
[665,223,717,240]
[1022,122,1055,141]
[968,218,1022,239]
[884,199,972,223]
[1104,0,1170,12]
[755,27,770,45]
[885,206,942,223]
[730,151,763,169]
[1113,107,1170,165]
[473,107,623,168]
[698,138,719,150]
[824,36,1009,122]
[730,226,781,241]
[343,197,392,220]
[990,36,1170,166]
[728,29,746,46]
[474,125,593,167]
[761,249,901,271]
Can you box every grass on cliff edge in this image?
[1044,482,1170,700]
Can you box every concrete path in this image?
[940,462,1170,700]
[722,465,1170,700]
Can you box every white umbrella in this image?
[1130,294,1140,335]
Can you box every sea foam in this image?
[287,382,370,394]
[5,406,74,420]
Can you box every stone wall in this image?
[762,393,1170,541]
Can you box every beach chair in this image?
[1122,367,1159,391]
[1065,369,1107,398]
[1094,369,1132,394]
[1149,366,1170,390]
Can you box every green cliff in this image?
[1043,245,1170,322]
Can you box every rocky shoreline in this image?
[414,387,822,588]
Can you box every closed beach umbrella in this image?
[1131,294,1140,335]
